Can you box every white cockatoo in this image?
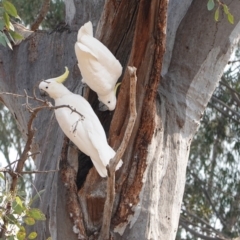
[39,67,122,177]
[75,21,122,111]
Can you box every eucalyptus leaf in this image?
[227,13,234,24]
[223,4,229,14]
[0,20,4,31]
[27,208,46,220]
[28,232,38,239]
[3,32,12,49]
[207,0,215,11]
[214,7,219,22]
[9,30,24,40]
[24,217,35,225]
[3,11,10,30]
[3,1,18,17]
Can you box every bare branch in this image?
[31,0,51,31]
[99,66,137,240]
[211,96,240,119]
[179,220,227,240]
[208,102,240,125]
[0,168,58,175]
[219,80,240,107]
[181,211,226,237]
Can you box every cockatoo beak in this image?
[39,88,48,96]
[98,101,109,111]
[114,82,121,95]
[54,67,69,83]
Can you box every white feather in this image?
[39,77,122,177]
[75,21,122,111]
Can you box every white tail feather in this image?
[77,21,93,42]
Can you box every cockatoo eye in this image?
[46,86,48,89]
[108,101,110,104]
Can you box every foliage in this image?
[207,0,234,24]
[10,0,64,30]
[0,103,34,202]
[0,174,46,240]
[0,103,23,165]
[0,0,23,49]
[179,46,240,239]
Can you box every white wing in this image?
[55,94,122,177]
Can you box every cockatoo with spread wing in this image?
[39,67,122,177]
[75,21,122,111]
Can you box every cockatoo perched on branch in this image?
[75,21,122,111]
[39,67,122,177]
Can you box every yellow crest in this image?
[114,82,121,95]
[55,67,69,83]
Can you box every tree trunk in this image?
[0,0,240,239]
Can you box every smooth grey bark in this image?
[0,0,240,239]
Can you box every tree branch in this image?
[219,80,240,107]
[98,67,137,240]
[211,96,240,119]
[179,220,227,240]
[181,209,225,236]
[208,102,240,125]
[31,0,51,31]
[0,168,59,175]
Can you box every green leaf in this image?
[27,208,46,221]
[17,229,26,240]
[9,30,24,41]
[207,0,215,11]
[227,13,234,24]
[24,217,35,225]
[223,4,229,14]
[214,7,219,21]
[28,232,37,239]
[13,198,25,215]
[15,196,23,208]
[28,189,45,206]
[6,213,18,224]
[0,33,7,47]
[3,32,12,49]
[8,236,15,240]
[3,11,10,30]
[0,172,5,180]
[0,20,4,31]
[3,1,18,17]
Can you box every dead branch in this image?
[0,168,59,175]
[179,220,226,240]
[98,66,137,240]
[60,137,87,239]
[31,0,51,31]
[211,96,240,119]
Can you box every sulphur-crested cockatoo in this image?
[39,67,122,177]
[75,21,122,111]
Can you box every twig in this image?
[181,210,226,237]
[31,0,51,31]
[179,220,227,240]
[0,168,59,175]
[98,66,137,240]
